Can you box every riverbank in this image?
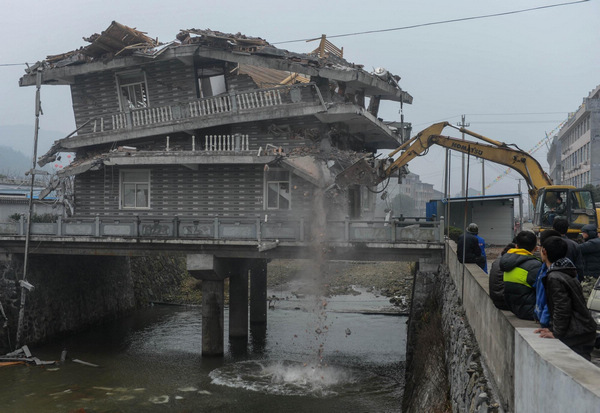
[267,259,415,312]
[160,259,415,312]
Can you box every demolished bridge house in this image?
[20,21,413,226]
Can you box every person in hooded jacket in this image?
[457,223,486,271]
[577,224,600,279]
[552,218,584,281]
[535,236,597,360]
[533,229,561,328]
[500,230,541,320]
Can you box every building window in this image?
[265,169,291,210]
[117,71,149,110]
[121,170,150,209]
[197,67,227,98]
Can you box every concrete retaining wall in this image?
[446,241,600,412]
[0,254,186,353]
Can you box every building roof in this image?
[20,22,412,104]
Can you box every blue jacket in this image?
[533,263,550,327]
[476,235,487,273]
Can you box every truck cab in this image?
[533,187,598,236]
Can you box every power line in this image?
[467,111,568,116]
[0,63,28,67]
[471,120,564,124]
[273,1,589,44]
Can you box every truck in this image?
[335,122,598,237]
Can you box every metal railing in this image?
[0,216,444,244]
[205,134,249,152]
[86,83,322,134]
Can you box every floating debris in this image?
[117,395,135,401]
[149,395,170,404]
[72,359,99,368]
[345,328,351,337]
[1,345,56,366]
[49,389,72,397]
[177,386,198,392]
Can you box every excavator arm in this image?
[336,122,553,204]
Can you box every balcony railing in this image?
[0,216,444,244]
[87,83,324,135]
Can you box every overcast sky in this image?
[1,0,599,200]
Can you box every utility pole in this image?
[518,179,524,233]
[481,159,485,196]
[15,68,42,349]
[457,115,470,197]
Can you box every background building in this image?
[548,84,600,187]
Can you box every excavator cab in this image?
[534,187,597,236]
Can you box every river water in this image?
[0,289,407,412]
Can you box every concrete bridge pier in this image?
[186,255,268,356]
[249,259,268,325]
[228,262,249,340]
[186,254,230,356]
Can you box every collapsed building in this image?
[20,21,412,228]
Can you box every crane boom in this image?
[384,122,552,203]
[335,122,552,205]
[333,121,598,237]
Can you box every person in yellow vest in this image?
[500,231,542,320]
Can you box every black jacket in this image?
[562,235,584,281]
[457,233,481,263]
[489,258,509,310]
[578,236,600,278]
[500,248,541,320]
[542,258,597,345]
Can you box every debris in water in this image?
[198,390,212,395]
[0,361,25,367]
[1,345,56,366]
[117,395,135,401]
[49,389,72,397]
[345,328,351,337]
[177,386,198,392]
[175,395,184,400]
[149,395,170,404]
[72,359,99,368]
[315,328,322,335]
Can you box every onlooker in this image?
[535,236,597,360]
[473,225,488,274]
[552,218,584,281]
[534,229,561,328]
[457,223,485,271]
[489,242,515,310]
[578,224,600,279]
[500,231,541,320]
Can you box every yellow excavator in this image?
[335,122,599,237]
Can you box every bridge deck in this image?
[0,217,445,262]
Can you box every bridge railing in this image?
[0,216,443,243]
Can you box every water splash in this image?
[210,360,361,397]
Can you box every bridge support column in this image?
[201,279,224,356]
[250,259,268,325]
[187,254,231,357]
[229,264,249,340]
